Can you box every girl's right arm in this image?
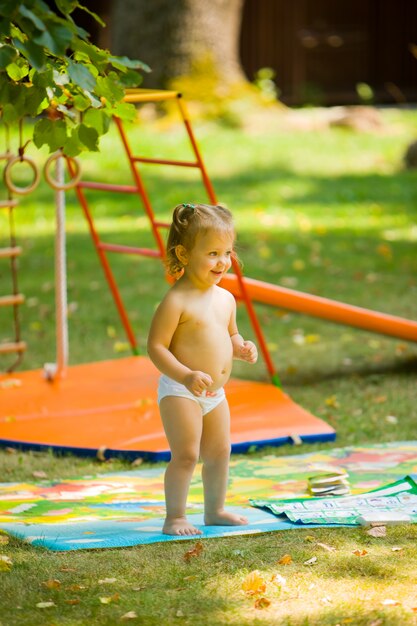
[147,292,191,383]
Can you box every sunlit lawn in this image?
[1,106,417,625]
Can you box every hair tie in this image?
[182,203,196,209]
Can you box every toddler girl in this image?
[147,203,258,535]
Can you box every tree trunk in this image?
[111,0,246,88]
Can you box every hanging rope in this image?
[53,152,69,378]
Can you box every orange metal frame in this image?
[72,89,279,383]
[72,88,417,388]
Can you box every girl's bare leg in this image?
[200,400,248,526]
[159,396,203,536]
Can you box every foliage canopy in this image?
[0,0,149,155]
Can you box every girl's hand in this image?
[183,371,213,396]
[237,340,258,364]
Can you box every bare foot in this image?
[204,510,249,526]
[162,516,203,536]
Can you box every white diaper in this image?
[157,374,226,416]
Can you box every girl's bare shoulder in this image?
[215,285,236,307]
[157,283,186,312]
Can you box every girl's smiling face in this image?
[180,229,235,289]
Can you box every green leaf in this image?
[112,101,137,122]
[55,0,79,15]
[118,69,143,88]
[78,123,99,151]
[62,127,83,157]
[24,86,48,116]
[108,56,150,73]
[1,102,19,124]
[67,59,96,91]
[0,1,15,18]
[0,73,10,101]
[33,21,73,56]
[0,18,11,37]
[6,61,29,81]
[31,68,54,88]
[19,5,46,32]
[73,24,89,40]
[76,3,106,27]
[73,92,91,111]
[83,108,110,135]
[33,118,67,151]
[72,39,108,66]
[12,38,46,71]
[6,82,26,116]
[0,45,18,68]
[95,74,124,103]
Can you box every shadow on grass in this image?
[7,159,417,226]
[284,355,417,386]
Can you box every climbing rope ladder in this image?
[0,191,26,371]
[0,121,40,371]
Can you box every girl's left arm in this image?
[228,296,258,364]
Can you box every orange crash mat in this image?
[0,357,335,460]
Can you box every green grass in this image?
[1,106,417,625]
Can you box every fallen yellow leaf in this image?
[242,570,267,596]
[278,554,292,565]
[42,579,61,589]
[113,341,130,353]
[0,555,12,571]
[99,593,120,604]
[254,597,271,609]
[183,541,204,562]
[376,243,392,260]
[353,549,368,557]
[325,395,339,408]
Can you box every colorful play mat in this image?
[1,442,417,550]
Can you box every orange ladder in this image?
[73,89,279,384]
[0,197,26,371]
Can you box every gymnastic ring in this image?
[3,154,40,195]
[44,151,82,191]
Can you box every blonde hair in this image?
[166,203,235,276]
